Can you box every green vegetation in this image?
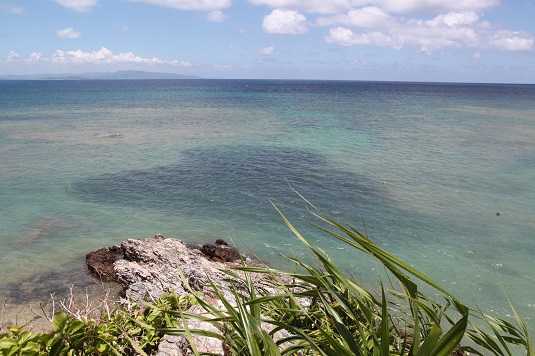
[0,293,195,355]
[1,195,533,355]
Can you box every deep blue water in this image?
[1,79,534,329]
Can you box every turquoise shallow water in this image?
[1,80,534,329]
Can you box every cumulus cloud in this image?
[258,46,276,54]
[316,6,393,29]
[484,30,534,51]
[425,11,479,27]
[50,47,192,66]
[203,9,227,22]
[251,0,531,52]
[249,0,499,14]
[128,0,231,11]
[28,52,44,62]
[263,9,309,34]
[55,0,98,12]
[324,11,534,52]
[2,47,192,67]
[0,2,24,14]
[250,0,355,15]
[376,0,500,14]
[326,27,395,47]
[56,27,82,39]
[6,51,21,62]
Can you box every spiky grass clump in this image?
[158,195,533,356]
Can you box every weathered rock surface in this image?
[199,241,243,263]
[86,234,261,355]
[112,234,249,300]
[86,235,250,299]
[85,245,123,281]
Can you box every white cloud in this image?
[55,0,98,12]
[263,9,309,34]
[425,11,479,27]
[251,0,531,53]
[50,47,192,65]
[258,46,276,54]
[351,59,376,66]
[203,10,227,22]
[214,64,233,71]
[376,0,500,14]
[249,0,499,14]
[418,46,433,55]
[56,27,82,39]
[6,51,21,62]
[326,27,395,47]
[28,52,45,63]
[2,47,192,67]
[325,27,355,46]
[0,2,24,14]
[471,51,481,58]
[484,30,534,51]
[324,11,535,52]
[129,0,231,11]
[317,6,392,29]
[250,0,356,15]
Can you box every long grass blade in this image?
[430,313,468,356]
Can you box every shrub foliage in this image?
[0,293,194,355]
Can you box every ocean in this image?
[0,79,534,330]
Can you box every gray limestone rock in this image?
[87,234,263,355]
[112,235,236,300]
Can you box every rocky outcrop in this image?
[86,234,249,300]
[86,234,262,355]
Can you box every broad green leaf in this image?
[52,312,68,334]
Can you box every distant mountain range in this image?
[0,70,202,80]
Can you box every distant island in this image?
[0,70,202,80]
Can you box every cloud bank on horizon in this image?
[1,0,534,82]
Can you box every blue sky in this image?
[1,0,534,83]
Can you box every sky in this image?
[1,0,535,83]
